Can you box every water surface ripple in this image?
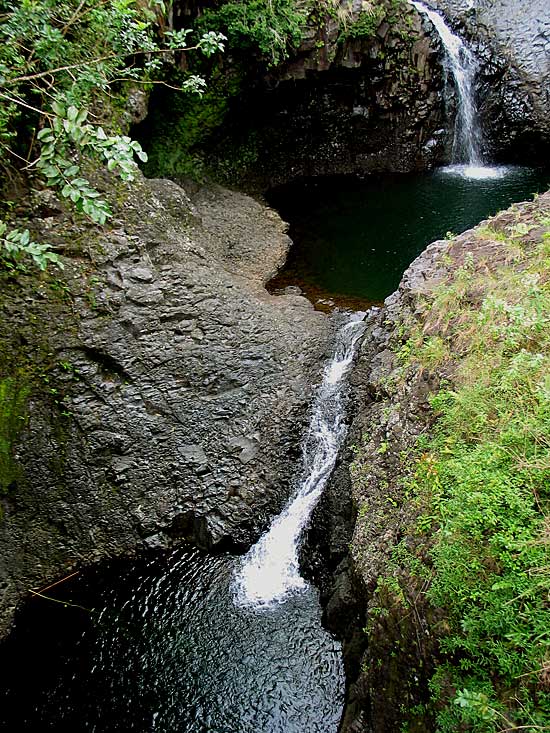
[0,549,345,732]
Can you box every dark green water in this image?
[267,167,549,308]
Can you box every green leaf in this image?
[37,128,54,141]
[76,108,88,125]
[51,101,65,117]
[43,166,60,181]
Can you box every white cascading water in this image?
[233,311,367,610]
[410,0,505,179]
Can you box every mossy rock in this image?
[0,376,30,493]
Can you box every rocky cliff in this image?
[140,0,449,189]
[0,176,330,639]
[312,188,550,732]
[141,0,550,189]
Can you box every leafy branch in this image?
[2,30,225,88]
[0,222,63,272]
[0,0,226,272]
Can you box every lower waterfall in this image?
[233,310,367,609]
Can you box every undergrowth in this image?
[196,0,308,65]
[393,204,550,729]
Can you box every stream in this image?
[1,165,548,731]
[2,4,549,726]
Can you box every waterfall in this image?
[410,0,483,164]
[410,1,505,178]
[233,311,367,610]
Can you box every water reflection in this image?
[267,168,549,307]
[0,549,344,732]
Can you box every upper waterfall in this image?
[410,0,511,179]
[410,0,484,166]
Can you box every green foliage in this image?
[142,68,245,179]
[0,221,63,271]
[397,211,550,729]
[336,0,409,43]
[0,377,30,493]
[35,101,149,224]
[197,0,307,64]
[0,0,225,270]
[343,3,385,40]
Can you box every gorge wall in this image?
[139,0,550,190]
[1,0,549,724]
[139,0,449,189]
[0,177,330,639]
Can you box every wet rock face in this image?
[218,66,444,189]
[0,178,330,638]
[429,0,550,160]
[432,0,549,84]
[187,5,448,189]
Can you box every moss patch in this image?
[140,68,246,181]
[0,377,30,493]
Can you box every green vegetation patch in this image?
[402,208,550,729]
[196,0,308,65]
[339,0,408,42]
[344,3,386,40]
[0,377,30,493]
[356,201,550,731]
[0,0,226,270]
[142,69,246,180]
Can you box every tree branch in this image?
[111,77,188,92]
[0,91,53,118]
[2,45,202,88]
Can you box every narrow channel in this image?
[2,165,549,731]
[1,0,550,730]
